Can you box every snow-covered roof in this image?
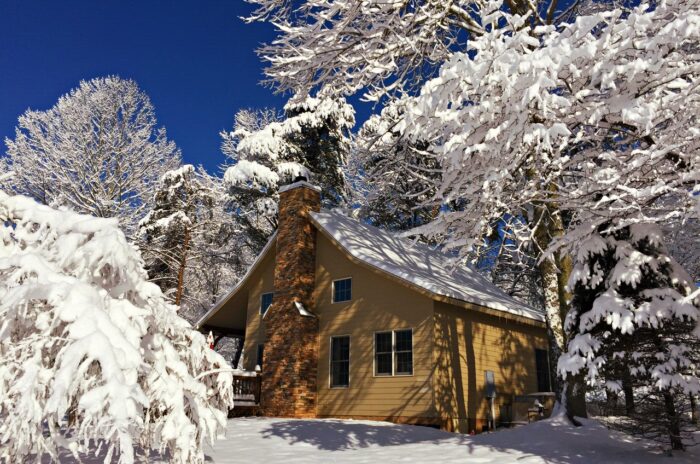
[310,210,545,322]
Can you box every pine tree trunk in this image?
[174,227,191,306]
[664,391,684,451]
[622,371,635,416]
[690,394,698,425]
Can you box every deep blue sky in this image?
[0,0,292,175]
[1,1,580,175]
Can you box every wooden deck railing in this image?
[232,373,261,407]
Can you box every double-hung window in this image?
[332,278,352,303]
[374,329,413,376]
[330,336,350,388]
[375,332,393,376]
[260,292,273,316]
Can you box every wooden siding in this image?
[313,233,437,421]
[215,225,549,429]
[240,249,276,371]
[433,301,549,433]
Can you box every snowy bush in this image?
[0,191,234,463]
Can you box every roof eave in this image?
[309,214,546,328]
[195,232,277,330]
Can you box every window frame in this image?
[373,331,394,377]
[329,335,351,389]
[393,328,414,376]
[331,277,353,304]
[372,328,414,377]
[260,292,274,317]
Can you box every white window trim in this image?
[372,328,414,378]
[329,334,351,389]
[260,292,274,316]
[331,277,353,304]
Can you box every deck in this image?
[232,372,262,407]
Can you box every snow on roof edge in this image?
[278,180,321,193]
[310,211,545,323]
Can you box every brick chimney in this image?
[260,178,321,417]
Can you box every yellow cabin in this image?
[197,179,552,433]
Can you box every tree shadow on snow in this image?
[258,417,682,463]
[260,418,468,451]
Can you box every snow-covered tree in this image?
[140,165,251,322]
[0,190,233,464]
[246,0,583,100]
[2,76,181,237]
[473,217,545,309]
[222,95,354,251]
[139,165,216,306]
[558,223,700,450]
[394,0,699,412]
[665,216,700,283]
[352,98,439,232]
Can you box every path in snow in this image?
[204,416,699,464]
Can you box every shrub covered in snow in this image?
[0,191,233,463]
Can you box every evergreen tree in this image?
[221,95,354,252]
[560,223,700,450]
[139,165,215,306]
[353,98,439,232]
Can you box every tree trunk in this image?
[174,227,191,306]
[565,376,587,422]
[533,201,587,421]
[538,255,565,393]
[690,394,698,425]
[664,391,684,451]
[605,388,619,414]
[622,371,635,416]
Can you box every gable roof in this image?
[310,210,545,322]
[197,208,545,330]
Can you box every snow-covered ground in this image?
[203,416,698,464]
[49,416,700,463]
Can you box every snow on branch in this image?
[0,191,233,464]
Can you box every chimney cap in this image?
[279,178,321,194]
